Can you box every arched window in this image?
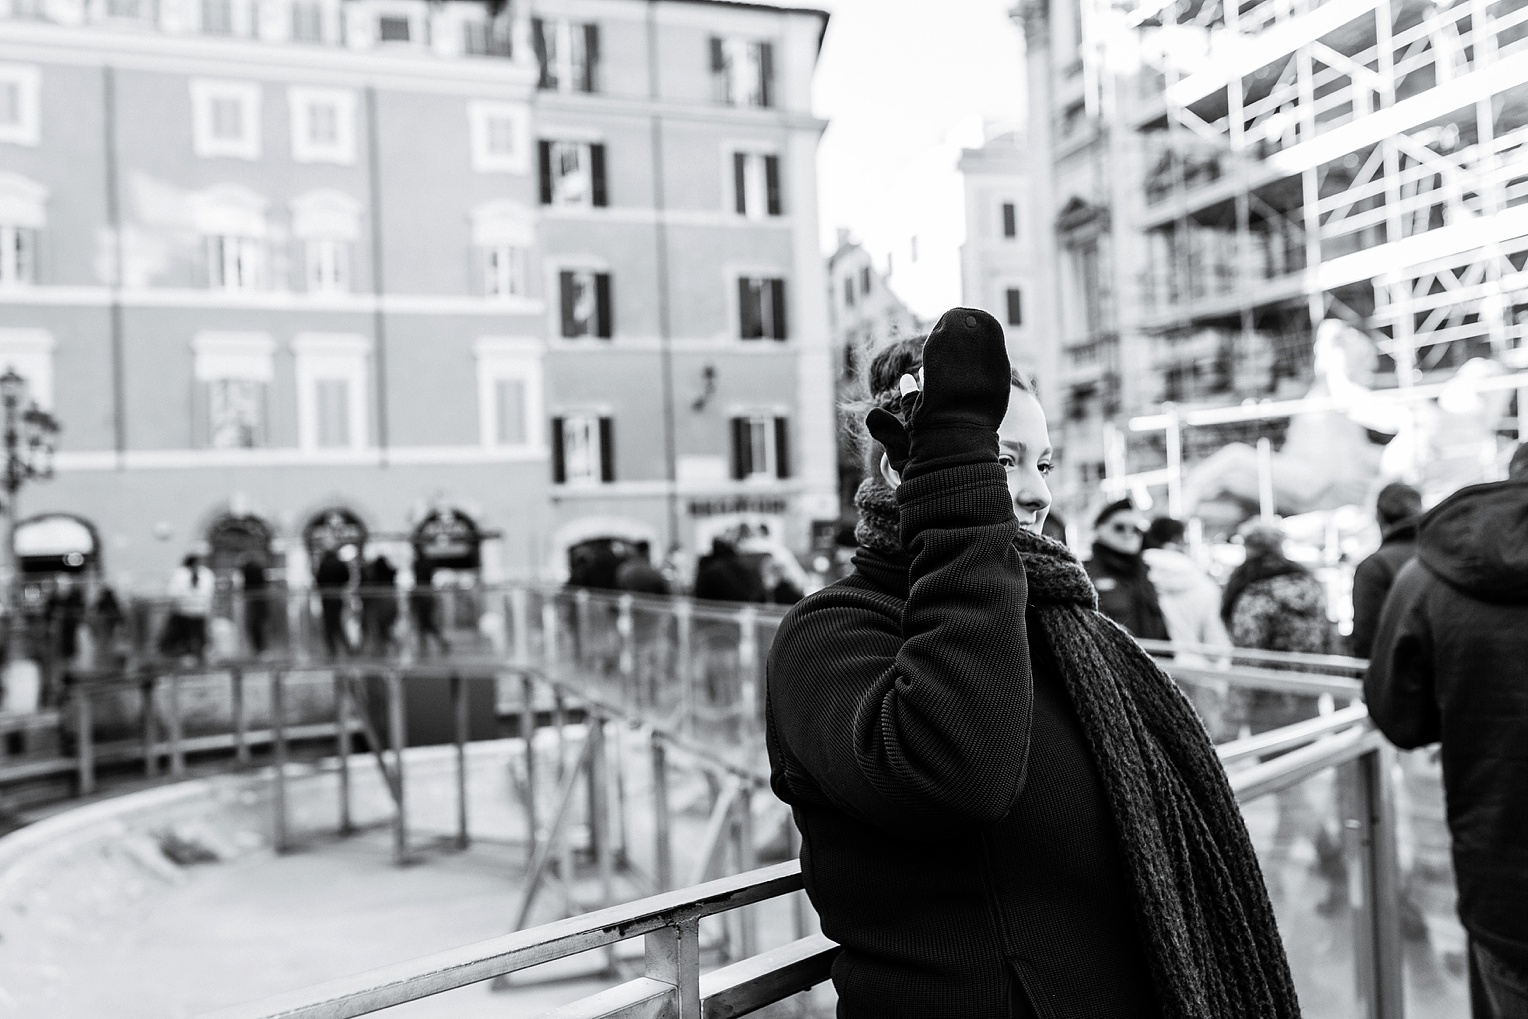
[470,200,534,299]
[189,183,267,291]
[292,189,362,294]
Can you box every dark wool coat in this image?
[1085,545,1172,642]
[766,467,1157,1018]
[1348,520,1418,659]
[1366,479,1528,971]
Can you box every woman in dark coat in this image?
[766,310,1298,1019]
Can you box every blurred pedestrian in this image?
[614,552,670,596]
[761,556,803,605]
[1349,481,1423,659]
[240,560,270,657]
[161,553,214,662]
[45,573,84,667]
[1367,456,1528,1018]
[360,555,399,657]
[1143,516,1232,738]
[693,537,765,604]
[410,559,450,658]
[1084,499,1170,640]
[314,548,352,658]
[92,584,124,662]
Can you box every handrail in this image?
[198,861,821,1019]
[1230,723,1385,802]
[1137,637,1368,674]
[1164,660,1363,698]
[1217,702,1370,765]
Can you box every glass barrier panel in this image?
[1396,747,1470,1018]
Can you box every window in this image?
[289,87,355,164]
[485,246,526,298]
[1002,201,1018,239]
[192,332,273,449]
[559,269,612,338]
[291,1,325,42]
[710,37,774,108]
[475,339,543,449]
[468,101,530,174]
[843,276,854,308]
[105,0,149,18]
[551,414,614,484]
[377,15,410,41]
[730,415,790,480]
[1074,238,1113,336]
[0,226,34,285]
[0,65,41,147]
[1006,288,1023,327]
[738,276,787,340]
[291,190,360,294]
[294,333,370,451]
[201,0,234,35]
[732,151,781,219]
[471,199,533,299]
[860,265,871,294]
[533,18,599,93]
[207,235,263,290]
[191,80,261,160]
[538,140,607,206]
[463,16,513,57]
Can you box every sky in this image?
[809,0,1029,319]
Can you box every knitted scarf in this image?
[855,476,1301,1019]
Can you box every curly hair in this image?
[842,334,1037,474]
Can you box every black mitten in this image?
[906,308,1010,472]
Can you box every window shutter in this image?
[709,35,725,72]
[758,41,774,107]
[774,417,790,479]
[730,417,749,479]
[532,18,551,88]
[590,143,608,207]
[559,271,578,337]
[598,416,615,482]
[595,273,613,338]
[551,417,566,483]
[538,141,553,204]
[770,279,788,340]
[733,152,748,216]
[738,277,757,339]
[1006,288,1023,327]
[582,24,600,92]
[764,155,781,215]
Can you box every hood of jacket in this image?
[1418,479,1528,603]
[1142,547,1212,597]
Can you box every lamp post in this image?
[0,369,59,707]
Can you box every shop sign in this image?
[412,508,481,570]
[304,508,368,555]
[687,495,789,517]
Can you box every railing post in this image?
[617,593,635,688]
[735,782,757,959]
[509,587,530,668]
[520,675,538,858]
[787,812,807,939]
[737,606,758,731]
[645,918,702,1019]
[1355,743,1405,1019]
[588,713,616,973]
[231,666,249,767]
[141,676,157,778]
[73,683,94,797]
[452,672,469,851]
[272,670,288,854]
[335,671,352,835]
[168,673,185,778]
[573,589,591,666]
[675,600,694,736]
[651,732,672,892]
[541,598,560,673]
[388,669,409,866]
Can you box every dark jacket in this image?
[766,466,1156,1018]
[1349,519,1418,658]
[1366,479,1528,970]
[1084,544,1171,641]
[693,550,764,604]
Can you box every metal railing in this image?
[199,691,1404,1019]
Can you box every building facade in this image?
[824,229,921,513]
[0,0,835,590]
[1017,0,1528,520]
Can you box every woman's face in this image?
[997,389,1054,534]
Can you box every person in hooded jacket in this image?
[1084,500,1171,641]
[1350,481,1422,659]
[1366,448,1528,1018]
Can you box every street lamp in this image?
[0,369,60,709]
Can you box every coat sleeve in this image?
[1348,553,1392,660]
[766,463,1031,835]
[1363,558,1441,749]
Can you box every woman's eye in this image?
[998,454,1017,469]
[1038,462,1054,475]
